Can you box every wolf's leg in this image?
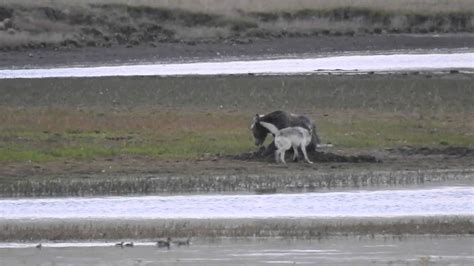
[301,145,314,164]
[280,149,287,164]
[307,142,317,152]
[263,141,277,157]
[310,125,321,151]
[274,150,280,163]
[292,146,299,162]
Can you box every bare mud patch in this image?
[389,145,474,157]
[231,147,379,163]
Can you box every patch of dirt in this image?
[1,147,472,181]
[231,147,380,163]
[388,146,474,156]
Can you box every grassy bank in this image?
[0,109,251,161]
[0,0,473,50]
[1,74,473,163]
[0,216,472,241]
[0,73,472,196]
[0,108,472,163]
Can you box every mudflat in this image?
[2,34,474,69]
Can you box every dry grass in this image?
[1,167,472,197]
[171,25,232,40]
[3,0,474,13]
[1,0,473,49]
[0,31,71,47]
[0,107,247,133]
[0,216,471,240]
[259,17,361,36]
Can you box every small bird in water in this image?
[157,237,171,249]
[115,242,124,248]
[35,243,42,249]
[124,242,134,247]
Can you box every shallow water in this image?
[0,236,472,265]
[1,187,472,219]
[0,53,473,79]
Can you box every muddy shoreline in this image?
[1,216,472,241]
[2,34,474,69]
[2,147,473,197]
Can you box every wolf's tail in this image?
[258,121,280,136]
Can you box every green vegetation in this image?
[320,118,474,148]
[0,132,252,162]
[0,73,472,163]
[0,0,473,49]
[0,110,253,162]
[0,108,472,163]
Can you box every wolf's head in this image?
[250,114,267,146]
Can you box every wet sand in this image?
[1,236,472,265]
[2,34,474,69]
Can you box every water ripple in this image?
[0,187,472,219]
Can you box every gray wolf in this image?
[250,110,320,156]
[258,121,313,164]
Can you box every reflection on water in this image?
[0,236,472,265]
[1,53,473,78]
[0,187,472,219]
